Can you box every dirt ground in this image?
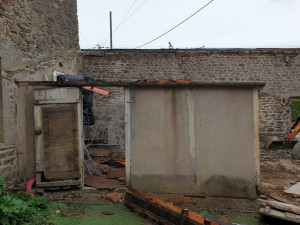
[42,148,300,208]
[31,147,300,225]
[260,152,300,206]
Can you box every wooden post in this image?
[110,11,113,49]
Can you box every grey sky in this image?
[77,0,300,49]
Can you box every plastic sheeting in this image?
[57,74,95,125]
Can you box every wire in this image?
[135,0,214,49]
[117,0,148,30]
[114,0,138,32]
[99,0,149,46]
[98,0,139,45]
[79,29,93,47]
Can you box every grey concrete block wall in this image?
[82,49,300,151]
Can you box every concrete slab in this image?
[284,182,300,195]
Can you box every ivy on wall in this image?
[291,99,300,121]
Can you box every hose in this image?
[26,177,36,198]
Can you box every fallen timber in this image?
[124,188,219,225]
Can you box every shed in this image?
[17,80,264,198]
[124,81,264,199]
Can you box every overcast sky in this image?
[77,0,300,49]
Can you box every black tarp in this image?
[57,74,95,126]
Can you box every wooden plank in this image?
[41,104,81,180]
[16,80,266,88]
[125,188,219,225]
[259,199,300,215]
[259,205,300,223]
[34,105,43,173]
[36,173,82,188]
[82,86,109,95]
[34,87,80,104]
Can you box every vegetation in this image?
[291,99,300,121]
[0,176,51,225]
[49,202,145,225]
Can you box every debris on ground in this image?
[105,192,124,203]
[100,164,111,174]
[106,167,126,179]
[284,182,300,196]
[102,211,114,215]
[125,187,220,225]
[84,175,126,189]
[261,156,300,206]
[259,201,300,223]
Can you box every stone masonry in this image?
[82,49,300,152]
[0,0,79,184]
[0,0,79,71]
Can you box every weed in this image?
[0,176,51,225]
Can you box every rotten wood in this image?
[124,187,219,225]
[259,204,300,223]
[36,173,82,188]
[258,199,300,215]
[41,104,81,180]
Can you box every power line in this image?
[98,0,139,45]
[135,0,214,49]
[79,29,92,47]
[99,0,148,46]
[117,0,148,30]
[114,0,138,33]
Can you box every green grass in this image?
[49,202,145,225]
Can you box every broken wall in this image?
[0,0,80,185]
[82,49,300,152]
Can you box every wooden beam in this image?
[15,80,266,88]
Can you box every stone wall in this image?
[0,0,79,71]
[82,49,300,152]
[0,145,16,185]
[0,0,79,185]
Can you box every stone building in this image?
[0,0,81,185]
[81,49,300,152]
[1,1,300,189]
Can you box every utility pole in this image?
[110,11,113,49]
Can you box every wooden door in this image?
[34,87,83,187]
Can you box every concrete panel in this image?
[130,88,191,193]
[128,87,259,198]
[194,88,256,198]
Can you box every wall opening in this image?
[291,98,300,122]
